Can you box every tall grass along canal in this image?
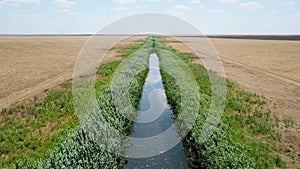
[125,53,190,169]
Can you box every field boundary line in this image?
[0,71,73,110]
[220,56,300,87]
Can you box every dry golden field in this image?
[0,36,87,108]
[165,37,300,123]
[0,35,144,110]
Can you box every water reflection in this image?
[125,53,190,169]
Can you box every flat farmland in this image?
[0,36,87,108]
[0,35,144,110]
[212,38,300,122]
[166,37,300,123]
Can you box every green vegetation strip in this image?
[0,42,149,168]
[0,82,78,168]
[157,39,286,169]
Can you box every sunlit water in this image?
[125,53,190,169]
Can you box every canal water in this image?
[125,53,190,169]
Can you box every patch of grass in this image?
[159,39,182,43]
[160,70,181,116]
[117,43,143,58]
[129,69,149,109]
[97,60,122,77]
[0,82,78,168]
[282,118,295,128]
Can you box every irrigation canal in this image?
[125,53,190,169]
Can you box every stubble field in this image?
[0,35,144,110]
[165,37,300,123]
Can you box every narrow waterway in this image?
[125,53,190,169]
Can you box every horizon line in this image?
[1,33,300,36]
[1,34,300,41]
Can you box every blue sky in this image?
[0,0,299,34]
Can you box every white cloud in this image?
[219,0,238,3]
[208,9,224,14]
[55,9,75,16]
[208,9,230,18]
[113,0,174,4]
[280,1,295,6]
[113,0,137,4]
[166,5,190,17]
[173,5,190,10]
[190,0,205,8]
[190,0,200,4]
[144,0,174,1]
[22,9,43,18]
[240,1,262,9]
[265,10,276,16]
[0,0,40,6]
[115,7,131,11]
[54,0,77,8]
[287,1,295,6]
